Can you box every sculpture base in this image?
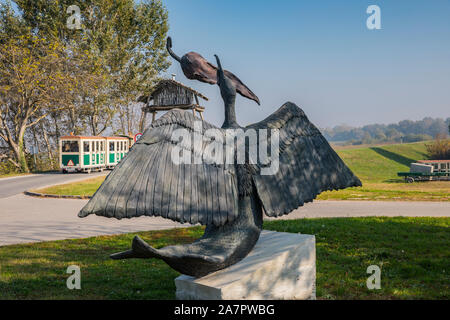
[175,230,316,300]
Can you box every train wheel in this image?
[406,177,414,183]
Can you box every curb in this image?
[21,172,108,200]
[0,174,36,181]
[23,191,92,200]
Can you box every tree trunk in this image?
[138,110,147,133]
[13,137,29,173]
[16,120,30,173]
[41,121,54,168]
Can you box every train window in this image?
[62,141,79,153]
[120,141,123,151]
[101,141,104,151]
[83,142,90,152]
[96,141,99,152]
[110,141,115,151]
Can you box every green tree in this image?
[0,33,92,172]
[0,2,103,172]
[14,0,170,135]
[426,134,450,160]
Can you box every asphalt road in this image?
[0,193,449,246]
[0,173,449,246]
[0,194,185,246]
[0,172,107,199]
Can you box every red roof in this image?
[60,136,129,140]
[60,136,105,140]
[417,160,450,163]
[105,136,130,140]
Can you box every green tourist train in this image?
[59,135,131,173]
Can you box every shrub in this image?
[403,134,433,143]
[426,135,450,160]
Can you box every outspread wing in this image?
[246,102,362,217]
[79,110,239,227]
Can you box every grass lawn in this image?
[30,176,106,198]
[0,217,448,300]
[32,141,450,201]
[318,141,450,201]
[318,182,450,201]
[332,141,431,183]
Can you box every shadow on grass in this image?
[383,178,407,183]
[0,219,449,300]
[264,217,449,300]
[0,228,204,300]
[370,147,417,167]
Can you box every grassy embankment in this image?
[0,217,448,300]
[32,141,449,201]
[318,141,449,201]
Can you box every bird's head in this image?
[214,55,236,99]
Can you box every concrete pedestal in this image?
[175,230,316,300]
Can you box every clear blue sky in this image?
[162,0,450,128]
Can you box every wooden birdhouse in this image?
[139,79,208,122]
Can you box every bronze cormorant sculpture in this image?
[79,40,362,278]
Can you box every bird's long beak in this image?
[214,55,223,72]
[214,54,225,86]
[215,54,259,105]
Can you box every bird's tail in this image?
[110,236,161,260]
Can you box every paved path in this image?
[0,172,107,199]
[0,194,184,246]
[266,200,450,220]
[1,193,448,246]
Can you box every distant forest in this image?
[322,117,450,145]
